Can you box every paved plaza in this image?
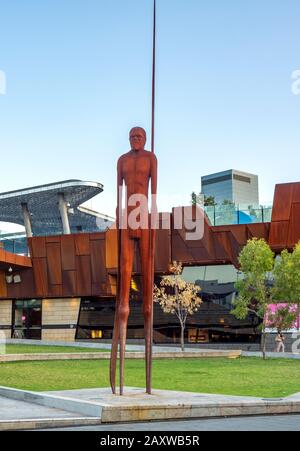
[40,414,300,431]
[0,395,101,431]
[0,396,79,421]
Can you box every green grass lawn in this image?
[0,357,299,398]
[4,344,109,354]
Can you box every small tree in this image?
[222,199,234,206]
[231,238,275,359]
[204,195,216,207]
[191,192,198,206]
[191,192,205,206]
[266,306,298,334]
[273,242,300,330]
[191,192,216,207]
[154,262,202,351]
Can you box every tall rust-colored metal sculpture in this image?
[110,0,158,396]
[110,127,157,395]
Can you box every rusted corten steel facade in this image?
[0,251,32,299]
[0,182,300,300]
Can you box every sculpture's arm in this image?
[117,157,123,229]
[150,154,158,214]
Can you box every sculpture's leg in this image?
[110,308,120,394]
[140,229,153,395]
[110,227,122,395]
[118,229,134,396]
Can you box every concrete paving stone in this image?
[0,386,103,418]
[0,418,102,432]
[0,395,86,421]
[0,395,102,431]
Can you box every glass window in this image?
[12,300,42,340]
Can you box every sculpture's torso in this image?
[119,150,154,201]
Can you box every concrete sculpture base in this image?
[2,386,299,425]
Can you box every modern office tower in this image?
[201,169,259,206]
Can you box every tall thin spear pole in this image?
[151,0,156,154]
[146,0,157,395]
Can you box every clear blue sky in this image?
[0,0,300,223]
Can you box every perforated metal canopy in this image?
[0,179,113,235]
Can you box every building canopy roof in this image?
[0,180,112,235]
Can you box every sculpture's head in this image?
[129,127,146,152]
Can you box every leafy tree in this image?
[191,192,198,206]
[154,262,202,351]
[204,195,216,207]
[191,192,209,206]
[273,242,300,330]
[231,238,275,359]
[266,306,298,334]
[222,199,234,206]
